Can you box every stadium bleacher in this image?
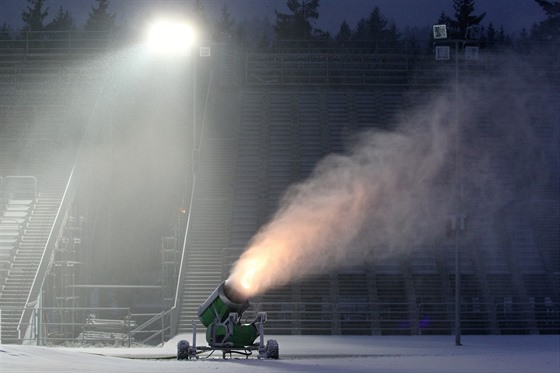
[0,35,558,345]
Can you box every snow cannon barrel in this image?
[197,280,250,328]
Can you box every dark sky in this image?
[0,0,547,35]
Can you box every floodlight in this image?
[199,46,211,57]
[433,24,448,40]
[465,25,483,40]
[464,46,479,60]
[435,45,450,61]
[146,19,195,55]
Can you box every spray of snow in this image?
[228,52,559,298]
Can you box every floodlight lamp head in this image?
[435,45,450,61]
[433,24,448,40]
[465,25,484,40]
[146,18,195,56]
[464,46,479,60]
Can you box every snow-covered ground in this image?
[1,334,559,373]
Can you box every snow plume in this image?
[228,95,459,297]
[227,52,559,298]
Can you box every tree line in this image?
[1,0,558,52]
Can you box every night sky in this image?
[0,0,547,35]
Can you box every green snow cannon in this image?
[181,280,278,359]
[198,281,261,348]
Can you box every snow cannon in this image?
[177,281,279,360]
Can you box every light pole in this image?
[433,24,483,346]
[144,19,211,335]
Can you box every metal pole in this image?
[192,51,197,175]
[37,294,42,346]
[128,310,131,348]
[454,40,462,347]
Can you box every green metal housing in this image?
[197,281,259,347]
[206,323,259,347]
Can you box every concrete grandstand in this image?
[0,31,558,346]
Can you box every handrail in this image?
[131,311,166,334]
[15,57,111,341]
[17,170,73,340]
[170,67,215,336]
[3,300,557,345]
[169,175,196,336]
[133,310,172,346]
[130,309,173,346]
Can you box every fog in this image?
[1,46,196,285]
[80,48,196,285]
[228,51,559,297]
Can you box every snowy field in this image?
[1,334,558,373]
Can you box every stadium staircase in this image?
[176,89,240,333]
[0,189,62,342]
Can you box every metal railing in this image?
[16,171,73,341]
[2,300,556,345]
[1,305,172,346]
[255,301,559,335]
[130,309,173,346]
[245,52,417,87]
[0,31,113,55]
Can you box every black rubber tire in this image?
[177,340,190,360]
[266,339,279,359]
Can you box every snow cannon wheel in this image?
[266,339,279,359]
[177,340,190,360]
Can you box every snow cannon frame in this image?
[177,281,279,360]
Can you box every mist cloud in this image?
[228,51,559,298]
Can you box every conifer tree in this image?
[496,25,511,46]
[351,6,400,50]
[214,4,236,42]
[0,23,11,40]
[274,0,320,40]
[191,0,208,37]
[84,0,115,32]
[532,0,560,41]
[485,22,496,47]
[449,0,486,39]
[21,0,49,32]
[47,6,75,32]
[335,20,352,44]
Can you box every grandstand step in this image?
[4,272,35,280]
[3,282,34,289]
[0,307,22,316]
[0,284,29,292]
[0,302,25,310]
[2,285,31,294]
[0,188,54,336]
[19,243,47,249]
[12,257,42,263]
[0,296,27,304]
[11,259,40,265]
[1,279,30,287]
[182,284,222,291]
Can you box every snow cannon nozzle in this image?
[223,279,248,304]
[179,281,278,360]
